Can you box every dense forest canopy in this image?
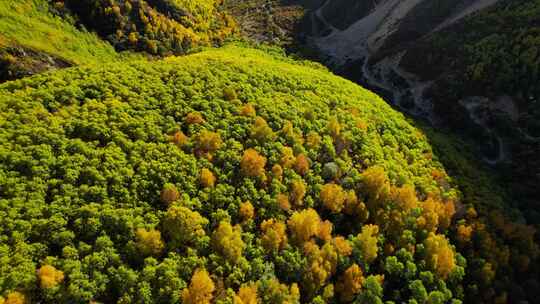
[0,45,537,303]
[0,1,539,304]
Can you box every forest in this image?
[0,1,539,304]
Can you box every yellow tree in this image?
[37,265,64,289]
[320,183,346,213]
[240,103,256,117]
[361,166,391,209]
[290,179,307,207]
[240,149,267,178]
[356,224,379,264]
[135,228,165,257]
[276,193,291,211]
[234,282,258,304]
[302,242,338,295]
[280,146,296,169]
[195,130,222,158]
[294,154,310,176]
[391,184,418,211]
[200,168,216,188]
[418,197,456,232]
[332,236,352,256]
[251,116,274,142]
[336,264,364,302]
[182,269,215,304]
[212,221,245,263]
[260,219,288,252]
[271,164,283,182]
[424,233,456,279]
[2,292,26,304]
[185,112,205,125]
[163,205,208,246]
[171,130,189,147]
[327,116,341,139]
[287,208,322,243]
[239,201,255,221]
[160,183,180,206]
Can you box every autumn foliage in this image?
[212,221,245,263]
[135,228,165,257]
[234,283,258,304]
[261,219,288,251]
[200,168,216,188]
[182,269,215,304]
[37,265,64,289]
[320,183,346,213]
[160,183,180,205]
[241,148,267,178]
[425,233,456,279]
[336,264,364,302]
[1,292,26,304]
[163,205,208,246]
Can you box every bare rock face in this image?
[1,46,72,83]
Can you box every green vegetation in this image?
[0,45,537,303]
[0,0,121,64]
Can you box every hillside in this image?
[0,0,124,81]
[295,0,540,223]
[52,0,237,55]
[0,45,537,303]
[0,0,237,82]
[400,0,540,211]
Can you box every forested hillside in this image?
[51,0,237,55]
[0,1,539,304]
[0,0,237,82]
[0,45,538,303]
[0,0,124,82]
[294,0,540,226]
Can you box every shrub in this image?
[223,87,237,101]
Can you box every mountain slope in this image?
[0,0,124,81]
[0,45,537,303]
[54,0,237,55]
[297,0,540,222]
